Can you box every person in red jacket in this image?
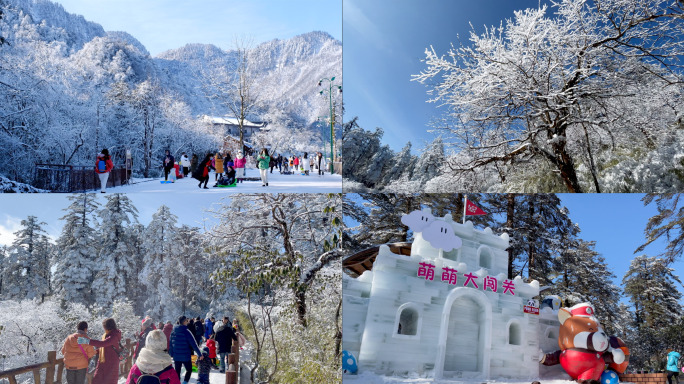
[205,334,218,368]
[163,321,173,351]
[94,149,114,193]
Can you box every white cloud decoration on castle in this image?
[400,209,435,232]
[402,209,462,252]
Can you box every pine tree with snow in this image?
[53,194,100,306]
[637,194,684,264]
[92,193,140,308]
[139,205,181,320]
[380,142,416,187]
[2,216,52,301]
[623,255,683,329]
[411,137,445,185]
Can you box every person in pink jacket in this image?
[234,150,247,184]
[125,330,180,384]
[77,318,121,384]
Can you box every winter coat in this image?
[88,328,122,384]
[667,351,681,372]
[214,156,224,173]
[194,321,204,344]
[302,156,311,171]
[190,156,198,173]
[205,339,217,359]
[134,327,154,360]
[163,323,173,350]
[169,325,201,362]
[293,157,299,166]
[204,319,213,340]
[214,323,238,354]
[163,154,175,170]
[257,154,270,170]
[180,155,191,168]
[191,158,211,180]
[125,364,179,384]
[62,331,96,370]
[234,156,246,168]
[95,154,114,174]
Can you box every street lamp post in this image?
[318,77,341,174]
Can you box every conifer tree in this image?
[53,194,100,305]
[3,216,52,301]
[92,193,140,307]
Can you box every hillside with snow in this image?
[0,0,341,185]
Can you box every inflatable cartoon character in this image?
[541,303,625,383]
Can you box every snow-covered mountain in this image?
[2,0,341,124]
[155,31,342,124]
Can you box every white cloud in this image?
[0,214,22,246]
[422,220,462,252]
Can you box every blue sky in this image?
[558,194,684,301]
[53,0,342,56]
[343,0,550,153]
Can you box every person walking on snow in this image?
[213,316,238,373]
[667,349,681,384]
[62,321,96,384]
[192,153,213,189]
[234,151,246,183]
[169,316,203,384]
[257,148,271,187]
[95,149,114,193]
[180,153,190,177]
[134,316,155,361]
[317,152,324,175]
[162,150,175,182]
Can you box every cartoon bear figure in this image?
[541,303,625,384]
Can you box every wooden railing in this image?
[0,351,63,384]
[225,342,240,384]
[34,164,128,192]
[0,338,135,384]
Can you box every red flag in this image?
[465,200,487,216]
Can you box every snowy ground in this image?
[111,168,342,193]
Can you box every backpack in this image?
[98,159,106,172]
[136,365,174,384]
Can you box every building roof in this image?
[203,115,266,128]
[342,242,413,277]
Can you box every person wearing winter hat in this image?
[125,330,179,384]
[134,316,155,361]
[234,150,246,183]
[196,346,214,384]
[169,315,203,384]
[62,321,96,384]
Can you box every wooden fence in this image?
[33,164,128,193]
[0,339,135,384]
[225,343,240,384]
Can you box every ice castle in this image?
[343,211,562,380]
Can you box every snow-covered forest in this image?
[344,193,684,371]
[0,0,341,185]
[343,0,684,193]
[0,193,343,383]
